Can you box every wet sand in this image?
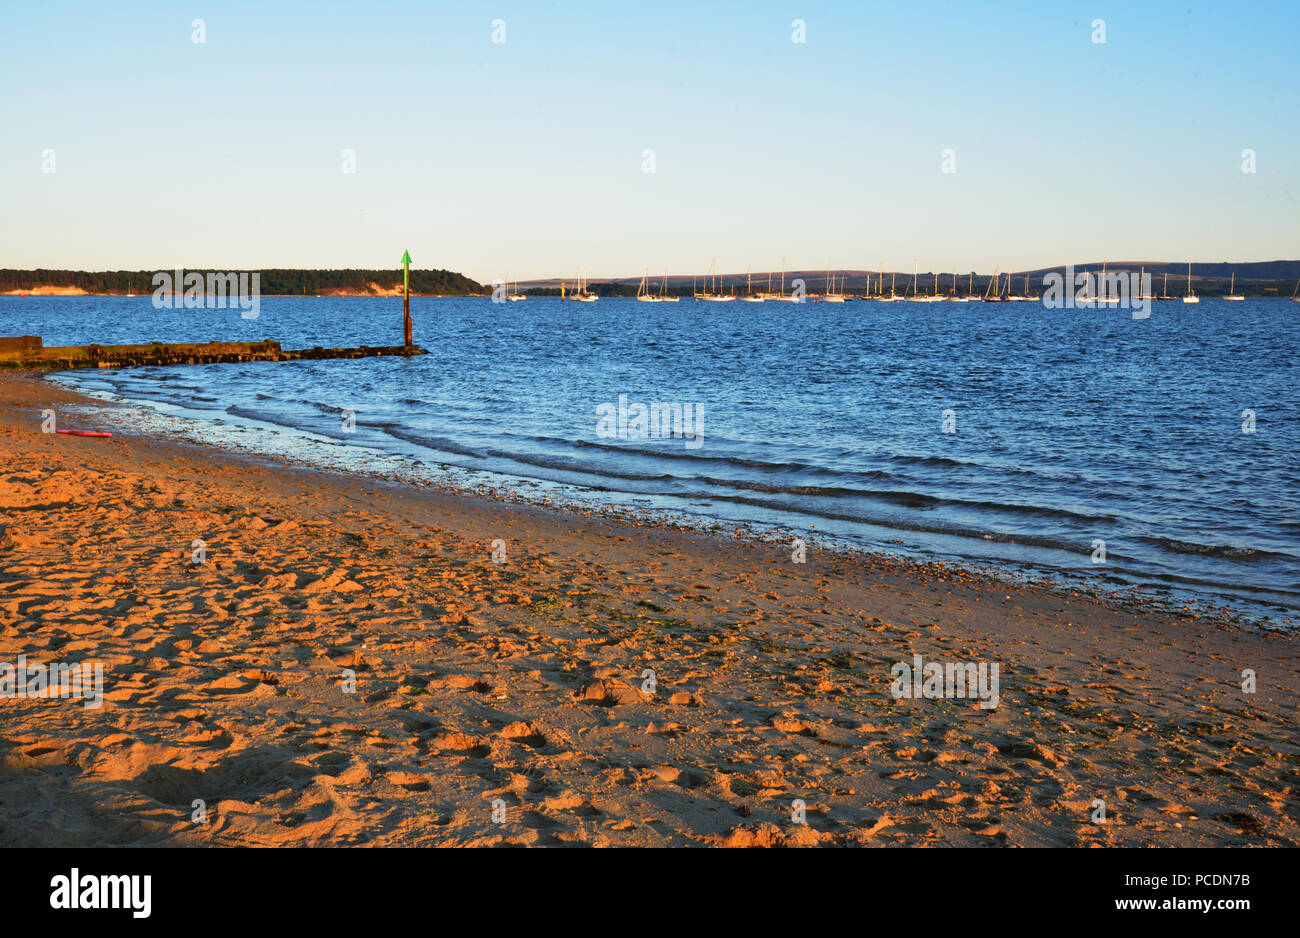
[1,371,1296,846]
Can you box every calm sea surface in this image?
[4,295,1297,624]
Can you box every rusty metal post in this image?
[401,249,413,348]
[404,291,412,348]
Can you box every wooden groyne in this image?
[0,337,427,370]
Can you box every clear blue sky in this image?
[2,0,1297,282]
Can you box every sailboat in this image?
[982,269,1002,302]
[992,270,1014,302]
[1292,279,1300,303]
[1022,273,1039,301]
[1182,262,1199,303]
[906,261,923,301]
[907,262,939,302]
[879,271,900,302]
[570,266,598,302]
[1076,268,1093,305]
[741,266,764,302]
[660,272,680,302]
[1006,271,1026,301]
[636,269,661,303]
[506,268,526,301]
[1098,263,1120,304]
[1082,262,1120,305]
[767,258,798,301]
[822,262,846,302]
[691,270,705,301]
[695,259,736,302]
[1225,272,1244,301]
[949,272,970,302]
[1160,271,1172,300]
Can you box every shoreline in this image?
[2,369,1297,846]
[44,365,1297,634]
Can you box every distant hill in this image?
[520,260,1300,298]
[1015,261,1300,297]
[0,268,488,297]
[12,262,1293,299]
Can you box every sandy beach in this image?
[1,370,1296,847]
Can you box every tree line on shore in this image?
[0,268,488,296]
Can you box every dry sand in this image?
[1,371,1296,847]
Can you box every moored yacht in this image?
[569,266,598,302]
[1182,262,1199,303]
[636,269,661,302]
[1225,272,1244,301]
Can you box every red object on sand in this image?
[56,429,112,438]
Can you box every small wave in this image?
[1139,536,1297,563]
[569,437,813,472]
[379,426,487,459]
[665,490,1101,554]
[693,476,1117,524]
[224,404,309,432]
[480,448,679,482]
